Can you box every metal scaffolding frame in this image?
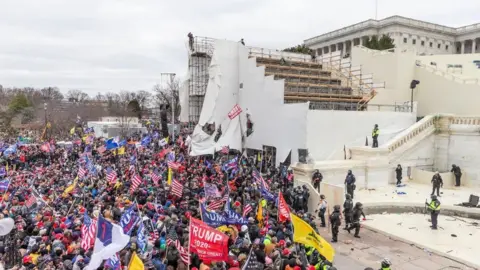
[187,36,214,125]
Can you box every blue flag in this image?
[120,205,138,235]
[136,221,147,253]
[200,203,227,227]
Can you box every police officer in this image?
[380,258,392,270]
[426,194,441,230]
[372,124,380,148]
[312,169,323,193]
[395,164,403,185]
[343,194,353,230]
[315,195,327,227]
[451,164,462,187]
[347,202,365,238]
[431,171,443,197]
[329,205,341,243]
[345,170,356,199]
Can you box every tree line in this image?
[0,79,181,137]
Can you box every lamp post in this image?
[160,72,177,142]
[44,102,47,125]
[410,80,420,113]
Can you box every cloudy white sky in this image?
[1,0,480,96]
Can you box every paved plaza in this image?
[316,224,477,270]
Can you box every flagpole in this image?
[187,217,192,267]
[375,0,378,20]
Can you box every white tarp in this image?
[190,40,309,164]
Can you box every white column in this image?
[473,39,477,54]
[461,41,465,54]
[343,41,347,55]
[360,37,364,46]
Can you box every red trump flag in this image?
[278,192,291,223]
[189,217,229,261]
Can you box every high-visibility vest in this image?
[372,128,379,137]
[429,201,441,211]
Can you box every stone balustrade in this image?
[349,114,480,159]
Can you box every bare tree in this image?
[40,87,64,101]
[66,89,90,103]
[153,78,181,121]
[135,90,152,111]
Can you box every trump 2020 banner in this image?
[189,217,229,262]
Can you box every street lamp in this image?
[410,80,420,113]
[161,72,176,142]
[44,102,47,125]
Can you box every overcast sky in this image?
[1,0,480,95]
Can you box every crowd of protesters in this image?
[0,126,387,270]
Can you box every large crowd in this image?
[0,127,385,270]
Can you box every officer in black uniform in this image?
[345,170,356,198]
[395,164,403,185]
[426,194,441,230]
[347,202,366,238]
[451,164,462,187]
[312,169,323,193]
[431,171,443,197]
[329,205,342,243]
[343,193,353,230]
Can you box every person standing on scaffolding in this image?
[188,32,194,51]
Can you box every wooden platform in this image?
[255,57,322,69]
[258,63,331,76]
[284,95,363,103]
[265,72,339,82]
[284,81,345,89]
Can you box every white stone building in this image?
[305,15,480,56]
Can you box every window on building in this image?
[421,41,425,46]
[429,42,433,47]
[403,37,407,43]
[412,39,416,45]
[437,44,441,49]
[446,45,449,50]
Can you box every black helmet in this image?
[348,169,352,174]
[381,258,391,267]
[345,194,351,200]
[431,194,437,200]
[333,205,341,211]
[355,202,363,208]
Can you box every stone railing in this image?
[416,63,480,85]
[350,114,480,159]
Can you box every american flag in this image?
[167,161,180,170]
[106,167,117,184]
[252,168,269,191]
[129,164,136,175]
[149,231,159,242]
[78,167,87,178]
[129,174,142,193]
[166,228,190,264]
[81,213,97,251]
[243,204,253,217]
[207,192,229,211]
[171,179,183,197]
[227,104,242,119]
[221,146,229,154]
[25,195,37,208]
[151,170,161,186]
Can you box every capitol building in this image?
[305,15,480,56]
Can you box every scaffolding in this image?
[187,36,215,125]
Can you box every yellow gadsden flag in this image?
[128,252,144,270]
[63,177,78,196]
[256,200,263,228]
[290,213,335,262]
